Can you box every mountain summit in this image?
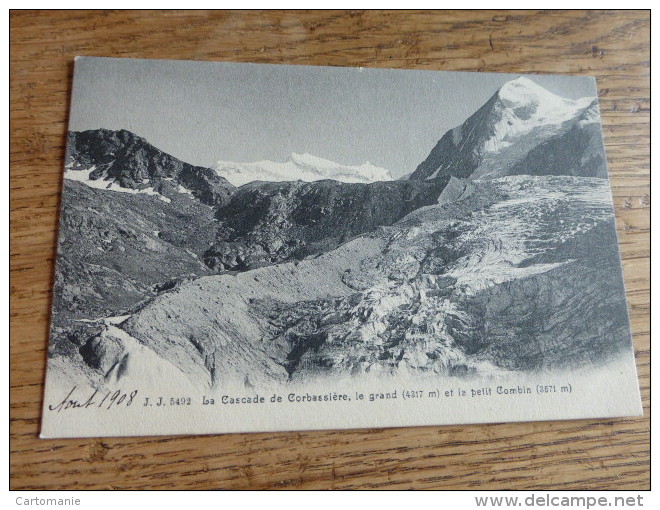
[409,77,605,181]
[66,129,235,207]
[213,153,393,186]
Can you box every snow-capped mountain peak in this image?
[497,76,564,105]
[213,153,393,187]
[483,77,595,153]
[409,77,601,181]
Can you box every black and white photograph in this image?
[41,57,641,437]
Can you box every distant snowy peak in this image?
[213,153,393,187]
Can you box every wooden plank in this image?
[10,9,649,490]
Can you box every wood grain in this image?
[10,10,649,490]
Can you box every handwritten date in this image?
[48,386,138,412]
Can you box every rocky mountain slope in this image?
[49,179,219,362]
[409,77,606,181]
[214,152,393,186]
[205,176,450,270]
[66,129,236,207]
[80,175,628,388]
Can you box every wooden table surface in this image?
[10,10,650,490]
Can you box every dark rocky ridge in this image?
[66,129,236,207]
[410,92,501,181]
[204,176,450,271]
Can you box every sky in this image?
[69,57,597,178]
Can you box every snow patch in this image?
[64,166,172,203]
[451,125,462,146]
[74,314,130,325]
[426,166,443,181]
[177,184,193,195]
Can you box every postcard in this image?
[40,57,641,437]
